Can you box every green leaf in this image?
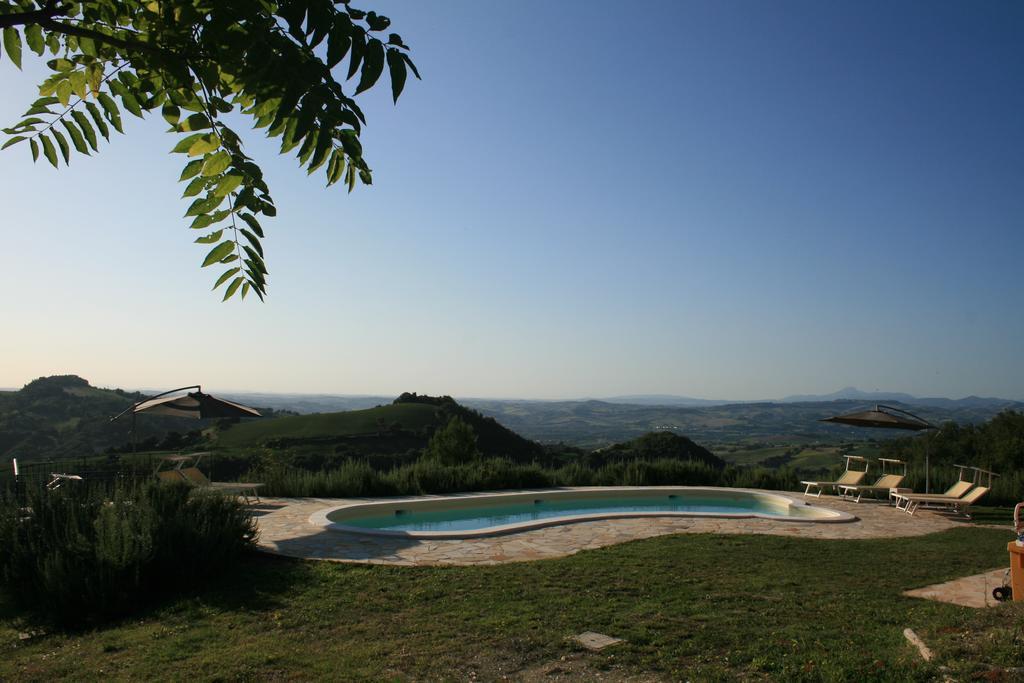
[212,267,241,290]
[39,134,58,167]
[240,229,264,257]
[24,24,43,56]
[355,39,386,95]
[162,102,181,125]
[29,137,38,161]
[2,28,22,69]
[179,158,203,180]
[239,213,264,238]
[180,113,211,132]
[185,194,225,217]
[366,11,391,32]
[69,71,88,100]
[246,247,269,272]
[11,116,45,130]
[194,229,224,244]
[338,129,362,159]
[78,36,97,57]
[121,92,143,117]
[402,53,421,80]
[0,136,26,150]
[213,174,244,197]
[61,120,90,155]
[347,28,366,80]
[85,102,110,140]
[71,111,99,151]
[241,281,251,300]
[307,133,332,174]
[52,130,70,164]
[182,175,209,198]
[171,132,205,154]
[48,58,73,72]
[201,150,231,176]
[97,93,124,133]
[222,276,244,301]
[111,81,144,117]
[55,79,72,107]
[326,149,345,186]
[201,242,235,267]
[86,64,103,96]
[386,48,407,103]
[296,130,318,165]
[189,214,215,230]
[188,134,220,157]
[327,23,352,68]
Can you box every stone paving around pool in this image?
[250,489,966,566]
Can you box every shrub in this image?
[0,481,257,625]
[424,416,481,465]
[252,456,784,499]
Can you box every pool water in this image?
[333,493,814,532]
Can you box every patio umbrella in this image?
[820,404,937,491]
[132,391,261,419]
[111,385,261,451]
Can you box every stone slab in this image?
[572,632,624,651]
[903,568,1010,608]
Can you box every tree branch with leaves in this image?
[1,0,419,300]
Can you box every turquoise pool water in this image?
[332,493,810,532]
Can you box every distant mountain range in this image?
[596,387,1023,410]
[5,377,1022,458]
[218,386,1023,413]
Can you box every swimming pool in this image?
[311,487,854,538]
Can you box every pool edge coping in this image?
[307,486,858,539]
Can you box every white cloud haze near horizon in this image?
[1,2,1022,401]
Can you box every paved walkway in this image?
[250,490,963,566]
[903,569,1010,608]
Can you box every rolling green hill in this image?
[213,394,545,466]
[215,403,439,447]
[0,375,290,462]
[0,376,185,460]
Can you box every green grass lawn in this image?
[787,447,845,470]
[215,403,439,448]
[2,527,1020,681]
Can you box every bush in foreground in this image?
[0,481,257,625]
[252,456,801,498]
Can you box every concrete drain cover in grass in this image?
[572,631,624,651]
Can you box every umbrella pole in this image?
[925,441,929,494]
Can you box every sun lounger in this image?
[895,485,989,516]
[178,466,263,504]
[802,469,867,498]
[838,473,906,503]
[892,481,970,511]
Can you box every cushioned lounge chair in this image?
[892,479,973,513]
[838,472,906,503]
[157,470,186,485]
[802,469,867,498]
[895,485,989,516]
[178,466,263,504]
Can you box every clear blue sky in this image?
[1,1,1021,400]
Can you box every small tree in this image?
[425,416,480,466]
[0,1,419,300]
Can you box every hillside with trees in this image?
[0,375,283,461]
